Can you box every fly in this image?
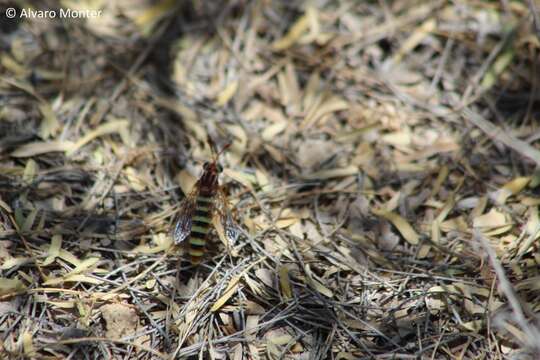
[171,138,239,265]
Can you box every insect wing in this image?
[224,215,241,246]
[172,192,197,245]
[216,189,241,246]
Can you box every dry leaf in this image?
[372,209,419,245]
[481,48,515,90]
[305,265,333,298]
[459,320,484,333]
[42,234,62,266]
[272,12,310,50]
[132,233,171,254]
[518,206,540,256]
[58,249,82,267]
[211,276,241,312]
[470,196,488,220]
[22,207,38,232]
[182,115,207,142]
[0,277,26,295]
[390,18,436,64]
[278,266,292,300]
[216,80,239,106]
[69,257,100,275]
[44,274,103,286]
[491,176,531,204]
[176,169,197,196]
[277,62,301,109]
[0,257,31,271]
[439,216,468,232]
[67,119,129,156]
[22,331,34,356]
[227,124,248,166]
[38,102,60,139]
[23,159,39,184]
[101,303,139,338]
[297,139,335,170]
[255,169,271,191]
[0,198,12,213]
[266,328,294,345]
[417,244,431,259]
[223,169,256,190]
[255,268,273,288]
[379,221,401,250]
[11,141,75,157]
[262,121,287,142]
[302,95,348,128]
[473,208,508,229]
[1,54,27,76]
[382,130,412,147]
[124,167,147,191]
[133,0,176,35]
[300,165,358,180]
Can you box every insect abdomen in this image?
[188,196,213,264]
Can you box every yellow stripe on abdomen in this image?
[189,237,206,246]
[187,196,214,264]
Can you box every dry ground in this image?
[1,0,540,359]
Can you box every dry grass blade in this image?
[474,230,540,352]
[463,108,540,166]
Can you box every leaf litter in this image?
[1,1,540,359]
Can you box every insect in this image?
[171,139,239,265]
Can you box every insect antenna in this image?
[216,143,231,159]
[207,136,231,163]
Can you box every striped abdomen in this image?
[188,195,214,264]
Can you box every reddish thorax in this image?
[198,162,219,196]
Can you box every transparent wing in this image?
[224,215,241,246]
[215,189,241,246]
[171,187,199,245]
